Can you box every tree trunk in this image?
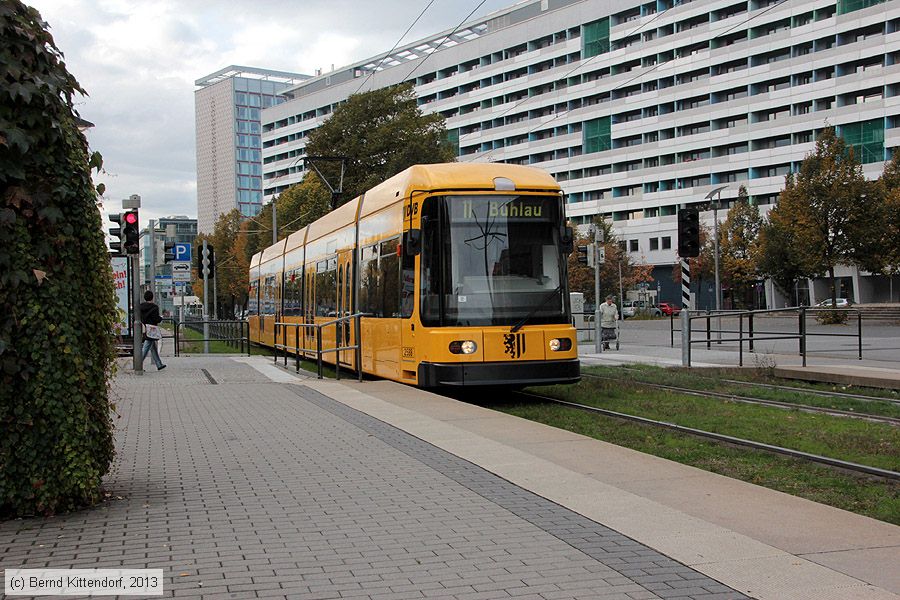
[829,266,837,306]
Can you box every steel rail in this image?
[512,391,900,481]
[611,366,899,406]
[720,379,900,405]
[580,373,900,426]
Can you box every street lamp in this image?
[705,185,728,312]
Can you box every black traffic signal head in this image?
[199,244,215,279]
[109,213,124,254]
[164,241,176,263]
[577,245,589,265]
[677,207,700,258]
[123,210,140,254]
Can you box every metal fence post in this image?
[681,310,691,367]
[296,327,300,373]
[739,316,744,367]
[748,312,754,353]
[355,315,362,383]
[670,312,674,348]
[335,321,341,381]
[706,310,711,350]
[273,323,279,365]
[316,326,323,379]
[858,311,863,360]
[800,307,807,367]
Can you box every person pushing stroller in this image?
[599,295,619,350]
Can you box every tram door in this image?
[336,250,353,368]
[304,267,315,357]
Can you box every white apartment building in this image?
[195,66,309,234]
[261,0,898,306]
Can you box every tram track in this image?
[612,365,899,406]
[509,389,900,481]
[580,372,900,426]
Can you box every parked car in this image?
[622,300,662,318]
[815,298,853,308]
[658,302,681,316]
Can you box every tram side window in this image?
[358,245,380,316]
[379,238,400,318]
[263,276,276,315]
[400,237,415,318]
[247,281,259,315]
[284,269,302,316]
[315,258,337,316]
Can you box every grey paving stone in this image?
[0,359,748,600]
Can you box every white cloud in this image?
[26,0,513,225]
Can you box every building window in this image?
[662,236,671,250]
[583,117,611,153]
[583,18,610,57]
[629,239,639,252]
[650,238,659,251]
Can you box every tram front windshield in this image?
[420,195,568,327]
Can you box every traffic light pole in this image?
[594,227,601,354]
[132,252,143,375]
[202,239,210,354]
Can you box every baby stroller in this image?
[601,320,620,351]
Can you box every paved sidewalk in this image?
[1,357,747,600]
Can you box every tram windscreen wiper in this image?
[510,285,561,333]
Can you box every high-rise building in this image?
[261,0,898,305]
[195,66,309,234]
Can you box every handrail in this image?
[274,313,365,381]
[173,319,250,357]
[670,306,863,367]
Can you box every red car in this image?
[659,302,681,316]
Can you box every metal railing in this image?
[175,318,250,356]
[670,307,863,367]
[274,313,364,381]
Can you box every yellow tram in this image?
[248,163,579,387]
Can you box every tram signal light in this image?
[123,210,140,254]
[577,244,596,267]
[577,245,589,265]
[109,213,124,254]
[164,241,176,263]
[199,244,215,279]
[677,207,700,258]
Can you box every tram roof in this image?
[359,163,559,218]
[250,252,261,269]
[306,196,361,244]
[260,238,287,264]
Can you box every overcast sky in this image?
[27,0,516,224]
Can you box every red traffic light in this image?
[124,212,138,225]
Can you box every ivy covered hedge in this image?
[1,2,117,516]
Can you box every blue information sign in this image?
[174,243,191,262]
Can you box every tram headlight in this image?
[549,338,572,352]
[449,340,478,354]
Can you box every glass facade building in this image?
[139,216,198,317]
[195,66,309,233]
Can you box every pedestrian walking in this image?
[140,290,166,371]
[599,295,619,350]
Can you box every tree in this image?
[304,83,456,205]
[1,2,117,515]
[756,203,810,306]
[869,152,900,280]
[567,217,654,305]
[777,128,872,307]
[244,174,331,257]
[719,186,762,308]
[210,209,248,318]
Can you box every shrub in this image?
[1,2,117,516]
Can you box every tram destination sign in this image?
[460,197,551,220]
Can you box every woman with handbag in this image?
[140,290,166,371]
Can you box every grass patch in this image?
[493,398,900,524]
[584,364,900,419]
[177,325,256,355]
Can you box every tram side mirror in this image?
[560,226,575,254]
[404,229,422,256]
